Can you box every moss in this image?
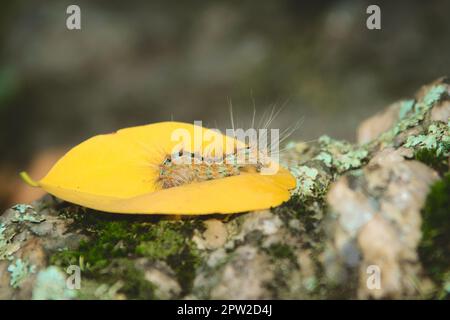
[274,196,331,297]
[264,243,296,263]
[414,148,449,175]
[134,221,202,294]
[104,259,157,299]
[135,223,186,259]
[168,245,202,295]
[419,173,450,299]
[276,196,326,247]
[49,208,203,298]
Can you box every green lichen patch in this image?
[419,173,450,299]
[7,258,36,288]
[0,223,7,254]
[379,84,448,145]
[405,122,450,154]
[0,223,20,261]
[11,204,33,214]
[398,99,415,119]
[405,122,450,155]
[290,165,319,197]
[32,266,77,300]
[289,158,333,199]
[314,151,333,167]
[11,204,45,223]
[405,121,450,174]
[315,135,368,173]
[422,84,447,107]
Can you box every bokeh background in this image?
[0,0,449,210]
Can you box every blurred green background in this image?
[0,0,449,209]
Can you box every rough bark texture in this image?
[0,78,449,300]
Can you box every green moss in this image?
[270,197,331,298]
[105,259,157,299]
[134,221,202,294]
[419,173,450,299]
[135,223,186,259]
[265,243,296,263]
[276,196,325,243]
[49,208,203,298]
[168,245,202,294]
[414,148,449,175]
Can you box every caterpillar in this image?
[156,147,268,189]
[156,105,301,190]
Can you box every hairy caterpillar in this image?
[157,147,267,189]
[156,104,301,190]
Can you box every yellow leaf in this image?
[22,122,296,214]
